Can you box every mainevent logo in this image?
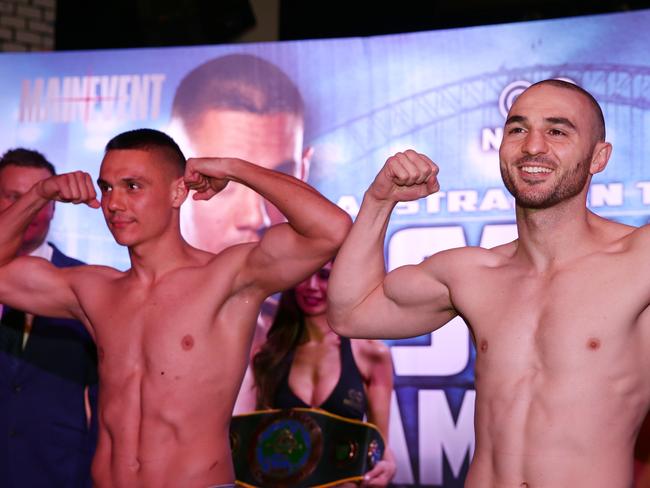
[19,74,166,124]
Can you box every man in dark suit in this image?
[0,148,98,488]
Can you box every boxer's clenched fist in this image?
[368,150,440,203]
[36,171,99,208]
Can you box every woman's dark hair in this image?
[252,289,305,409]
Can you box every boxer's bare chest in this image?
[81,270,238,380]
[453,250,650,372]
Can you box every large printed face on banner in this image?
[177,109,310,254]
[2,9,650,487]
[165,52,313,255]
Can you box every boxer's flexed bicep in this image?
[210,157,351,296]
[0,256,86,321]
[0,170,98,322]
[330,252,457,340]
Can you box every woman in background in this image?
[252,261,396,487]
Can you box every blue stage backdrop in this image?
[1,9,650,486]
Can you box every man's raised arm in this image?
[185,157,352,292]
[0,171,99,318]
[328,150,458,340]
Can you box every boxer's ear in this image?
[171,176,189,208]
[589,141,612,175]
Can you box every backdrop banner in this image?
[1,9,649,486]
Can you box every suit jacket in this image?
[0,243,98,488]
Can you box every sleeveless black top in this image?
[272,337,368,420]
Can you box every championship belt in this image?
[230,407,385,488]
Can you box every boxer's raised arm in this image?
[185,157,351,294]
[327,150,457,340]
[0,171,99,319]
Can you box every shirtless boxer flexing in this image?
[328,80,650,488]
[0,129,351,488]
